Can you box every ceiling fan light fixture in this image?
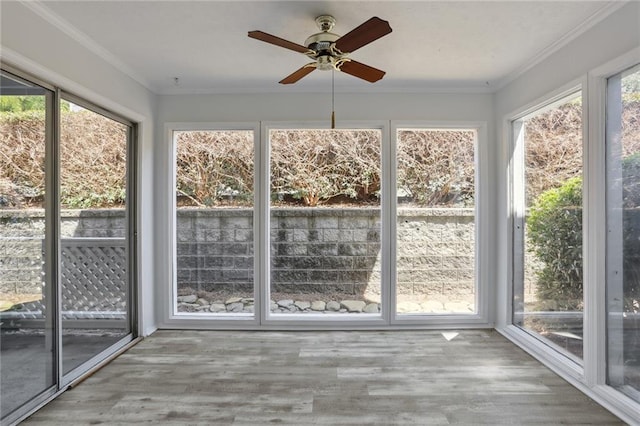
[317,55,336,71]
[248,15,391,84]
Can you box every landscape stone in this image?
[178,302,198,309]
[294,301,311,310]
[227,302,244,312]
[177,295,197,304]
[341,300,366,312]
[310,301,326,311]
[326,301,341,311]
[209,303,226,312]
[363,303,379,313]
[277,299,294,308]
[175,291,472,315]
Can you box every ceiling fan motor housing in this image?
[304,16,344,71]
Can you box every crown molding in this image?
[155,82,495,96]
[20,0,156,93]
[494,1,629,91]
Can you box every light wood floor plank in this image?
[23,329,624,425]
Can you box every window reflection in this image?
[607,64,640,402]
[0,71,55,419]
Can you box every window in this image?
[395,129,477,315]
[512,91,584,360]
[606,64,640,402]
[268,129,382,316]
[168,122,487,325]
[173,129,256,316]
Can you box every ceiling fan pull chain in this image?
[331,69,336,129]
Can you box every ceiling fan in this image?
[248,15,392,84]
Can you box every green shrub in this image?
[527,153,640,312]
[527,176,583,311]
[621,153,640,314]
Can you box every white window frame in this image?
[502,79,587,380]
[390,121,490,326]
[509,88,585,367]
[586,48,640,421]
[498,47,640,424]
[260,121,391,328]
[163,122,261,329]
[162,120,492,330]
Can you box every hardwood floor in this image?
[23,329,624,425]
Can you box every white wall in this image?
[493,1,640,329]
[495,2,640,117]
[491,4,640,421]
[1,2,158,336]
[157,92,493,122]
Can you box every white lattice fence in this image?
[1,238,127,324]
[60,238,127,318]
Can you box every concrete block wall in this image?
[2,208,477,299]
[176,209,255,294]
[0,209,125,296]
[269,208,381,296]
[396,208,474,297]
[1,210,45,295]
[176,207,475,298]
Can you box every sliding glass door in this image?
[0,67,138,423]
[59,97,134,376]
[0,69,56,419]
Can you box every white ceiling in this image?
[22,1,623,94]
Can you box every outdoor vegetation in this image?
[526,96,640,314]
[0,98,127,209]
[2,94,640,314]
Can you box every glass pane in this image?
[0,71,55,418]
[269,129,381,315]
[396,129,476,314]
[513,93,583,359]
[59,100,130,374]
[174,130,255,315]
[607,64,640,402]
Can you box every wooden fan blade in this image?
[248,30,310,54]
[334,17,392,53]
[279,65,316,84]
[338,60,386,83]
